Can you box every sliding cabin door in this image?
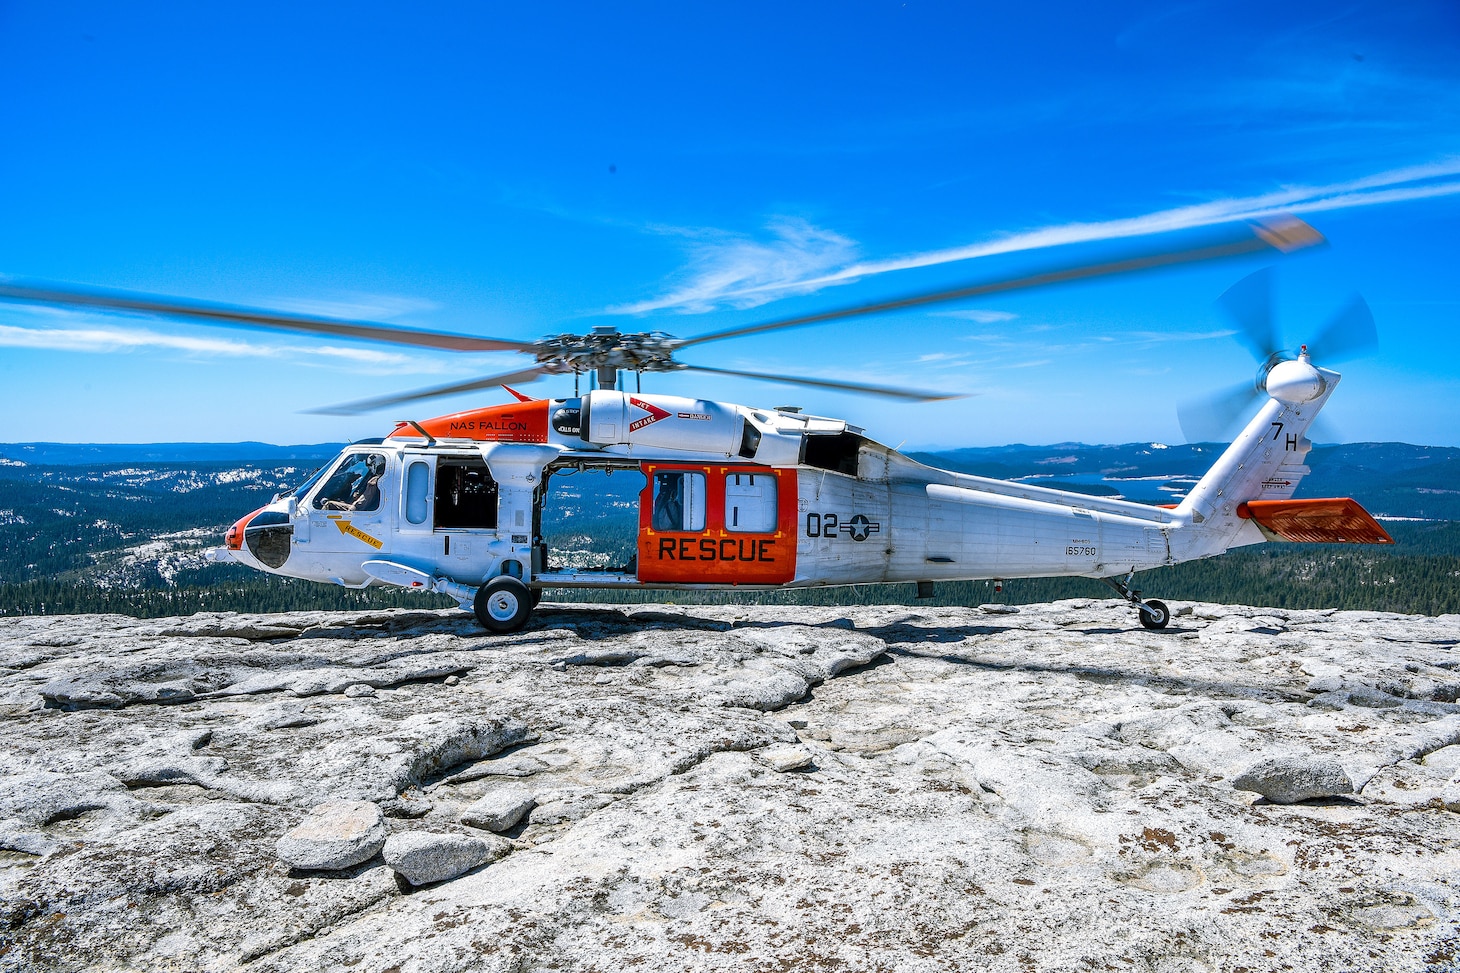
[637,463,797,584]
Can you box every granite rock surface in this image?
[0,599,1457,971]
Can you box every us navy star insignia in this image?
[846,514,879,542]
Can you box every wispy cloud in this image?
[1122,329,1239,344]
[609,218,858,314]
[617,159,1460,314]
[932,309,1019,324]
[263,294,442,321]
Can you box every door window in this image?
[651,471,706,532]
[405,461,431,525]
[725,472,777,532]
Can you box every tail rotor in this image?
[1177,269,1377,443]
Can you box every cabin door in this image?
[638,463,797,584]
[538,465,645,574]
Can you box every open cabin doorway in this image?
[538,462,645,577]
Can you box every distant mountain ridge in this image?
[908,442,1460,521]
[3,440,1456,520]
[0,442,345,465]
[1,439,1456,618]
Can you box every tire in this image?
[1139,599,1170,630]
[474,577,533,633]
[529,588,542,609]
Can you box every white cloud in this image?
[1123,329,1238,344]
[263,294,442,321]
[618,158,1460,314]
[931,309,1019,324]
[610,218,859,314]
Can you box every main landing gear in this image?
[1102,573,1170,630]
[473,576,535,633]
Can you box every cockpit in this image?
[313,451,387,512]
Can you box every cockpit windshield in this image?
[287,465,330,501]
[313,451,388,512]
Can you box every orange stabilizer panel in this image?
[1237,498,1394,545]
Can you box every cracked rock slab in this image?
[276,800,387,870]
[1,600,1458,973]
[459,786,536,832]
[383,830,505,886]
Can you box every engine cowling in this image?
[579,390,744,454]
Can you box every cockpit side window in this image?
[313,452,387,512]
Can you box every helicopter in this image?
[0,216,1393,633]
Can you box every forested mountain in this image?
[1,441,1455,618]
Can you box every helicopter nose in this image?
[225,508,261,553]
[227,506,294,569]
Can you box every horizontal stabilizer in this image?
[1237,498,1394,545]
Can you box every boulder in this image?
[275,800,386,870]
[459,787,535,833]
[1231,756,1355,804]
[383,831,506,886]
[756,744,814,772]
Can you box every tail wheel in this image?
[1139,599,1170,630]
[474,576,533,633]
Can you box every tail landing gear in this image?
[1102,573,1171,630]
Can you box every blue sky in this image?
[1,2,1457,448]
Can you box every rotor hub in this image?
[1264,354,1326,404]
[531,330,682,374]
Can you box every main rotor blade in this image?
[679,364,964,401]
[0,279,536,353]
[1177,380,1263,444]
[674,217,1324,351]
[1309,295,1377,363]
[1214,267,1282,363]
[307,366,551,416]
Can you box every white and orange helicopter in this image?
[0,217,1392,633]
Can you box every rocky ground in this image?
[0,599,1457,972]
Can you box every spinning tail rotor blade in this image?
[1214,267,1282,363]
[1177,380,1263,444]
[679,364,965,401]
[307,366,552,416]
[0,280,536,353]
[1310,295,1377,362]
[675,218,1324,351]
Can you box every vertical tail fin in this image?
[1175,363,1340,551]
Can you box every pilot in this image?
[322,454,386,511]
[652,472,684,531]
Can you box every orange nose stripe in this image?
[226,507,265,551]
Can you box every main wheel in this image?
[1138,599,1170,630]
[474,577,533,633]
